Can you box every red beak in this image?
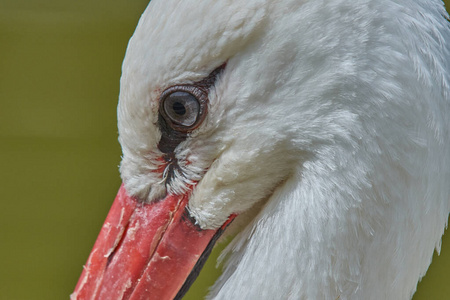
[71,185,235,300]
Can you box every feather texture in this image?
[117,0,450,299]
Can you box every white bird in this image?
[72,0,450,299]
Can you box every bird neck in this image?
[210,147,447,299]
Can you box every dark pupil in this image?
[172,101,186,115]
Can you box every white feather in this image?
[117,0,450,299]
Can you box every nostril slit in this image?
[106,221,131,268]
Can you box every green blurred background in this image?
[0,1,449,299]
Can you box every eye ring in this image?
[159,85,208,132]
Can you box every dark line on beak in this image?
[174,216,234,300]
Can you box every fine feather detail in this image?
[117,0,450,299]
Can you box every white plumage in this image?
[116,0,450,299]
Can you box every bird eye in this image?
[159,86,207,132]
[163,91,200,127]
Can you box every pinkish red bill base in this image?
[72,185,235,300]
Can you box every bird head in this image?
[72,0,450,299]
[119,1,302,230]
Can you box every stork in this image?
[72,0,450,299]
